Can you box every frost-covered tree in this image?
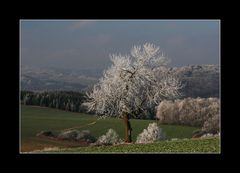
[84,43,182,142]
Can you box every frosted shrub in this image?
[58,130,79,140]
[76,130,90,140]
[96,129,120,145]
[200,133,220,138]
[136,123,165,144]
[157,100,179,124]
[77,130,96,142]
[202,113,220,134]
[58,129,96,142]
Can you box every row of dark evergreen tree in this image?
[21,90,88,113]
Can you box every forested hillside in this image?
[21,91,87,113]
[172,64,219,98]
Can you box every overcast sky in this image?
[20,20,220,70]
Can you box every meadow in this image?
[20,105,219,153]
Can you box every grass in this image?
[21,105,204,152]
[34,138,220,153]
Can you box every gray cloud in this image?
[20,20,220,70]
[68,20,96,31]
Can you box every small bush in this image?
[58,130,79,140]
[202,114,220,134]
[95,129,120,145]
[76,130,96,143]
[58,129,96,142]
[136,123,166,144]
[200,133,220,138]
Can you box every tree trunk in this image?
[123,112,132,143]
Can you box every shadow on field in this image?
[21,136,90,152]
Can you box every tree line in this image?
[156,97,220,134]
[21,90,88,113]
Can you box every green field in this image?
[20,105,220,153]
[44,137,219,153]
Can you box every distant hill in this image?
[171,64,220,98]
[21,64,220,98]
[21,66,100,91]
